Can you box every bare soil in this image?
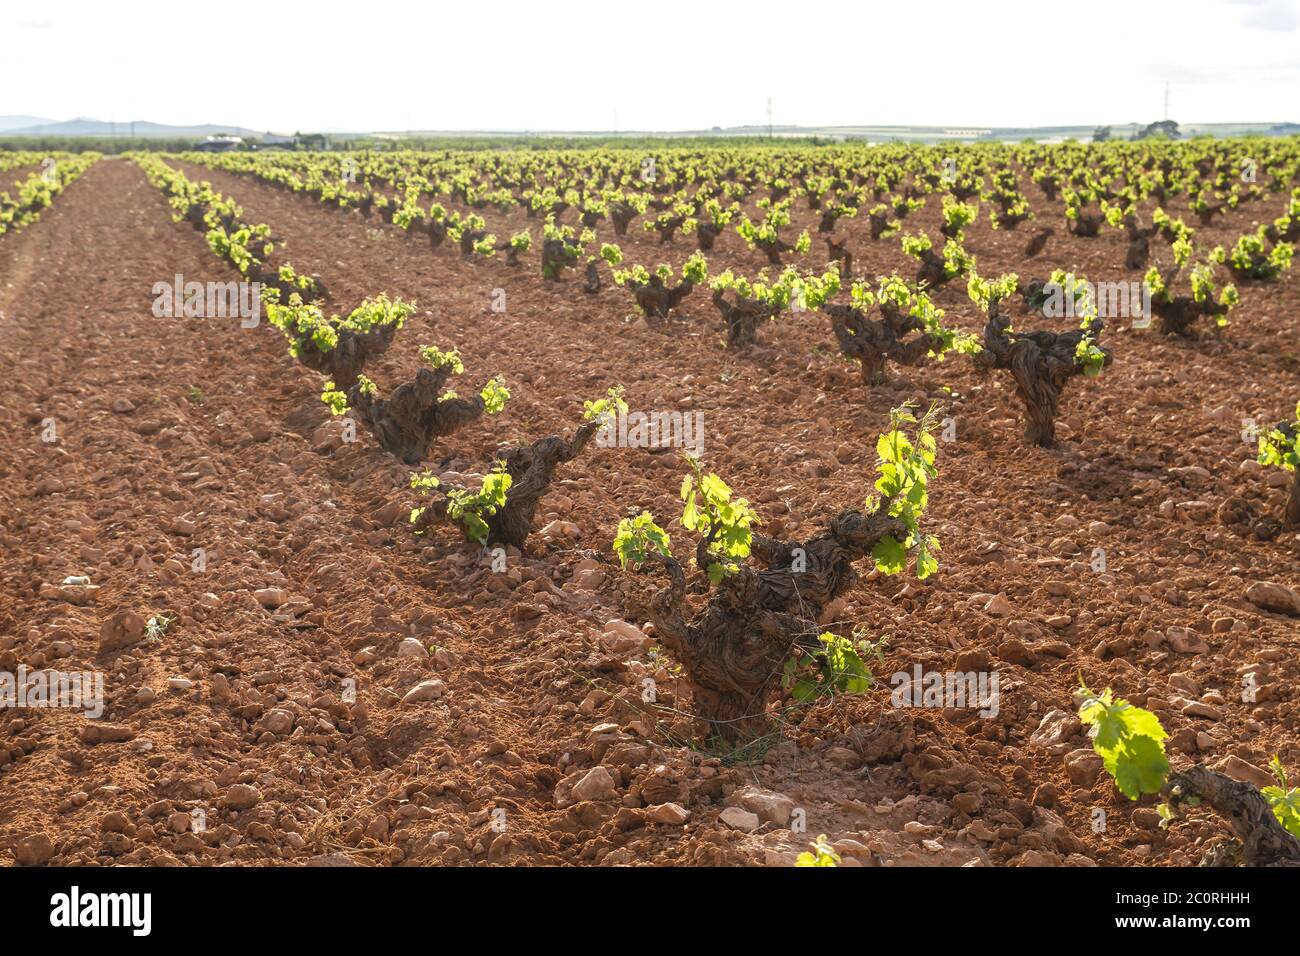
[0,156,1297,867]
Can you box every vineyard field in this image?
[1,137,1299,875]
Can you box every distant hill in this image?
[0,115,57,132]
[3,117,263,138]
[446,121,1298,143]
[5,116,1297,143]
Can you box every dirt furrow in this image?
[2,151,1297,868]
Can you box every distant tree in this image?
[1134,120,1181,141]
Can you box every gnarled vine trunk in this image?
[867,211,893,240]
[757,237,793,265]
[1024,226,1053,258]
[1195,203,1226,226]
[1125,233,1150,270]
[1123,218,1155,270]
[824,302,938,385]
[609,202,637,236]
[421,422,598,549]
[1287,473,1300,530]
[296,323,400,393]
[457,228,488,257]
[541,238,580,280]
[695,222,722,251]
[1153,295,1228,337]
[992,207,1031,230]
[636,507,907,741]
[1149,267,1229,337]
[426,218,447,248]
[711,289,774,348]
[1165,767,1300,867]
[914,248,950,289]
[1068,212,1103,238]
[630,276,693,320]
[348,365,486,465]
[652,216,686,243]
[825,237,852,280]
[975,301,1110,447]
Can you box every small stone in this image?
[253,588,289,609]
[718,807,760,832]
[984,593,1013,616]
[603,619,648,645]
[14,833,55,866]
[1030,709,1081,750]
[80,722,135,745]
[1064,748,1103,787]
[1167,627,1209,653]
[1180,700,1222,721]
[401,679,447,704]
[822,746,862,770]
[1049,536,1080,556]
[997,638,1037,666]
[260,709,294,735]
[1245,582,1300,617]
[221,784,262,811]
[733,787,796,827]
[570,766,618,803]
[1215,755,1275,790]
[99,611,146,653]
[646,803,690,825]
[100,811,132,833]
[955,792,983,814]
[397,638,428,658]
[538,520,581,539]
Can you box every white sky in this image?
[6,0,1298,132]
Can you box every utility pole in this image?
[766,96,773,140]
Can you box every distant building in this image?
[258,131,298,148]
[194,135,244,153]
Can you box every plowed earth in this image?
[0,156,1296,867]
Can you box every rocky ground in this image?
[0,155,1297,867]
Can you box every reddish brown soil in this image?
[0,156,1297,868]
[2,165,45,191]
